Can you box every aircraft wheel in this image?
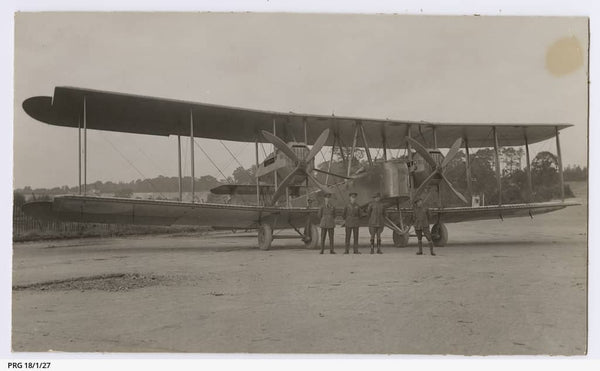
[431,223,448,247]
[303,224,320,249]
[393,231,410,247]
[258,224,273,250]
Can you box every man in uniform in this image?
[367,192,385,254]
[318,193,336,254]
[413,197,435,256]
[342,192,362,254]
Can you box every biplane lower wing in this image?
[387,201,580,225]
[210,184,303,195]
[22,196,318,230]
[22,196,579,232]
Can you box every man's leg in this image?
[320,228,327,254]
[424,226,435,256]
[328,228,335,254]
[376,227,383,254]
[416,229,423,255]
[369,227,375,254]
[344,227,351,254]
[353,227,360,254]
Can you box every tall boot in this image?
[330,234,335,254]
[416,240,423,255]
[429,241,436,256]
[376,239,383,254]
[370,239,375,254]
[353,229,361,254]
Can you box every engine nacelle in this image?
[382,160,410,199]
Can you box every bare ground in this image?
[12,184,587,354]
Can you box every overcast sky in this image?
[13,13,588,189]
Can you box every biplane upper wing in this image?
[22,195,319,230]
[23,87,570,148]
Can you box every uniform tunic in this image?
[318,204,336,228]
[413,204,430,230]
[342,203,362,228]
[367,201,386,227]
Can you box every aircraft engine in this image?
[382,160,410,199]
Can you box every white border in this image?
[2,1,598,370]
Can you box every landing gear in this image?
[393,231,410,247]
[303,224,320,249]
[258,224,273,250]
[431,223,448,247]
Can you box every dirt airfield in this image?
[12,188,587,355]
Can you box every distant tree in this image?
[564,165,587,181]
[232,166,256,185]
[13,192,25,208]
[501,147,524,176]
[530,151,574,201]
[114,188,133,198]
[532,151,558,186]
[469,148,498,202]
[196,175,222,191]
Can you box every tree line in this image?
[15,147,586,206]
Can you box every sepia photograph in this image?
[11,11,588,355]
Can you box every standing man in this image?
[413,197,435,256]
[318,193,336,254]
[367,192,385,254]
[342,192,362,254]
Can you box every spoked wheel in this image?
[303,224,320,249]
[431,223,448,247]
[258,224,273,250]
[393,231,410,247]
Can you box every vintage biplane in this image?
[21,87,579,250]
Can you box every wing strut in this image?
[177,135,182,201]
[78,114,81,195]
[347,123,359,177]
[524,129,533,203]
[255,135,260,206]
[382,126,387,161]
[555,126,565,201]
[83,97,87,195]
[325,134,336,185]
[358,121,373,166]
[464,136,472,202]
[273,118,278,191]
[190,110,195,203]
[407,125,413,200]
[493,126,502,206]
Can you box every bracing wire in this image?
[219,141,252,177]
[131,137,168,175]
[193,139,231,183]
[99,133,166,198]
[260,142,268,158]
